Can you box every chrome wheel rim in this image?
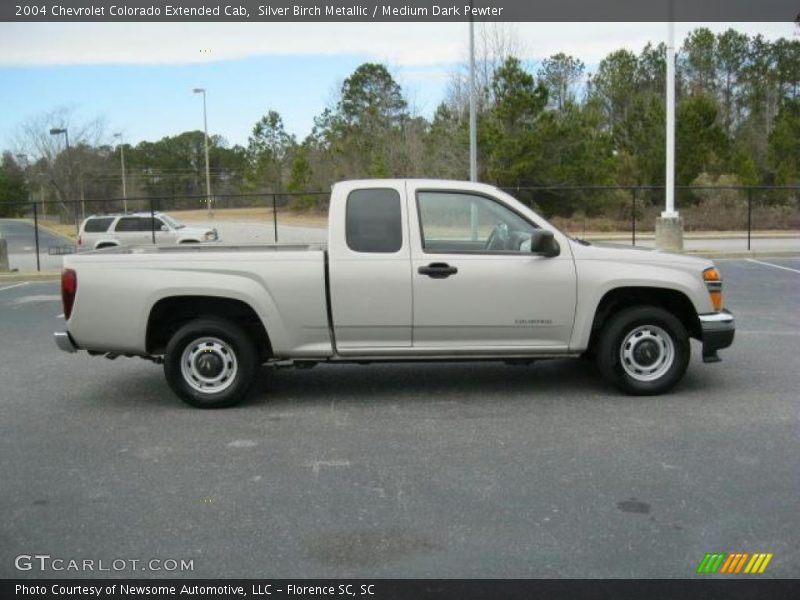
[180,337,238,394]
[619,325,675,382]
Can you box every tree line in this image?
[1,27,798,219]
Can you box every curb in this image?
[0,271,60,283]
[684,250,800,259]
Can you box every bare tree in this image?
[13,107,107,221]
[446,23,525,115]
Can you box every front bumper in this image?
[54,331,78,353]
[699,309,735,363]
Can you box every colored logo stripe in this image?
[697,553,726,573]
[697,552,773,574]
[719,553,749,573]
[744,553,773,574]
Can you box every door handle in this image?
[418,262,458,279]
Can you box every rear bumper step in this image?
[54,331,78,353]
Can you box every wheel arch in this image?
[587,287,701,352]
[146,295,272,361]
[94,241,120,249]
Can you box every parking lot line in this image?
[0,282,30,292]
[746,259,800,274]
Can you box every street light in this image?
[655,0,684,251]
[113,132,128,213]
[193,87,213,217]
[50,127,80,231]
[468,1,477,183]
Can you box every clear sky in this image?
[0,22,794,153]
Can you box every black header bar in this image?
[4,579,800,600]
[3,0,799,22]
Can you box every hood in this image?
[178,225,215,235]
[569,239,714,271]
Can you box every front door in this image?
[409,188,576,351]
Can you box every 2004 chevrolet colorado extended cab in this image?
[54,179,734,408]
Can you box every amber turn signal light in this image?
[703,268,723,311]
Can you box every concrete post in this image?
[655,216,684,252]
[0,237,9,271]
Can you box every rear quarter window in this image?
[83,217,114,233]
[114,217,140,232]
[345,189,403,253]
[138,217,161,232]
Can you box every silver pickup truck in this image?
[55,179,734,408]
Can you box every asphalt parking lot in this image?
[0,258,798,579]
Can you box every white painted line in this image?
[0,282,30,292]
[56,313,64,319]
[747,259,800,274]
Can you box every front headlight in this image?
[703,267,723,311]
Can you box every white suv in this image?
[78,213,218,250]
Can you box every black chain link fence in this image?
[0,186,798,271]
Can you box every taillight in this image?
[703,267,723,311]
[61,268,77,320]
[77,236,82,247]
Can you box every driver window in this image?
[417,191,536,254]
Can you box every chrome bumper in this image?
[54,331,78,353]
[698,309,735,363]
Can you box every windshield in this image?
[159,214,184,229]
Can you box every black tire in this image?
[164,318,258,408]
[595,305,690,395]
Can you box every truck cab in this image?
[327,180,576,354]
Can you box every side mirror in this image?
[529,230,560,257]
[160,225,169,232]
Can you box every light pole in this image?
[655,0,684,251]
[468,1,477,183]
[193,88,213,217]
[664,18,676,218]
[113,132,128,213]
[50,127,79,232]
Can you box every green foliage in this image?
[589,49,640,129]
[768,99,800,184]
[245,110,295,192]
[0,153,28,217]
[127,131,248,202]
[681,28,717,94]
[676,94,728,185]
[537,54,585,111]
[731,145,759,185]
[286,144,318,211]
[338,63,408,129]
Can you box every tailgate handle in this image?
[418,262,458,279]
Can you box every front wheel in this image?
[595,306,690,395]
[164,318,258,408]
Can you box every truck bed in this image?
[63,244,333,358]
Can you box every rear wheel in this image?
[595,305,690,395]
[164,318,258,408]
